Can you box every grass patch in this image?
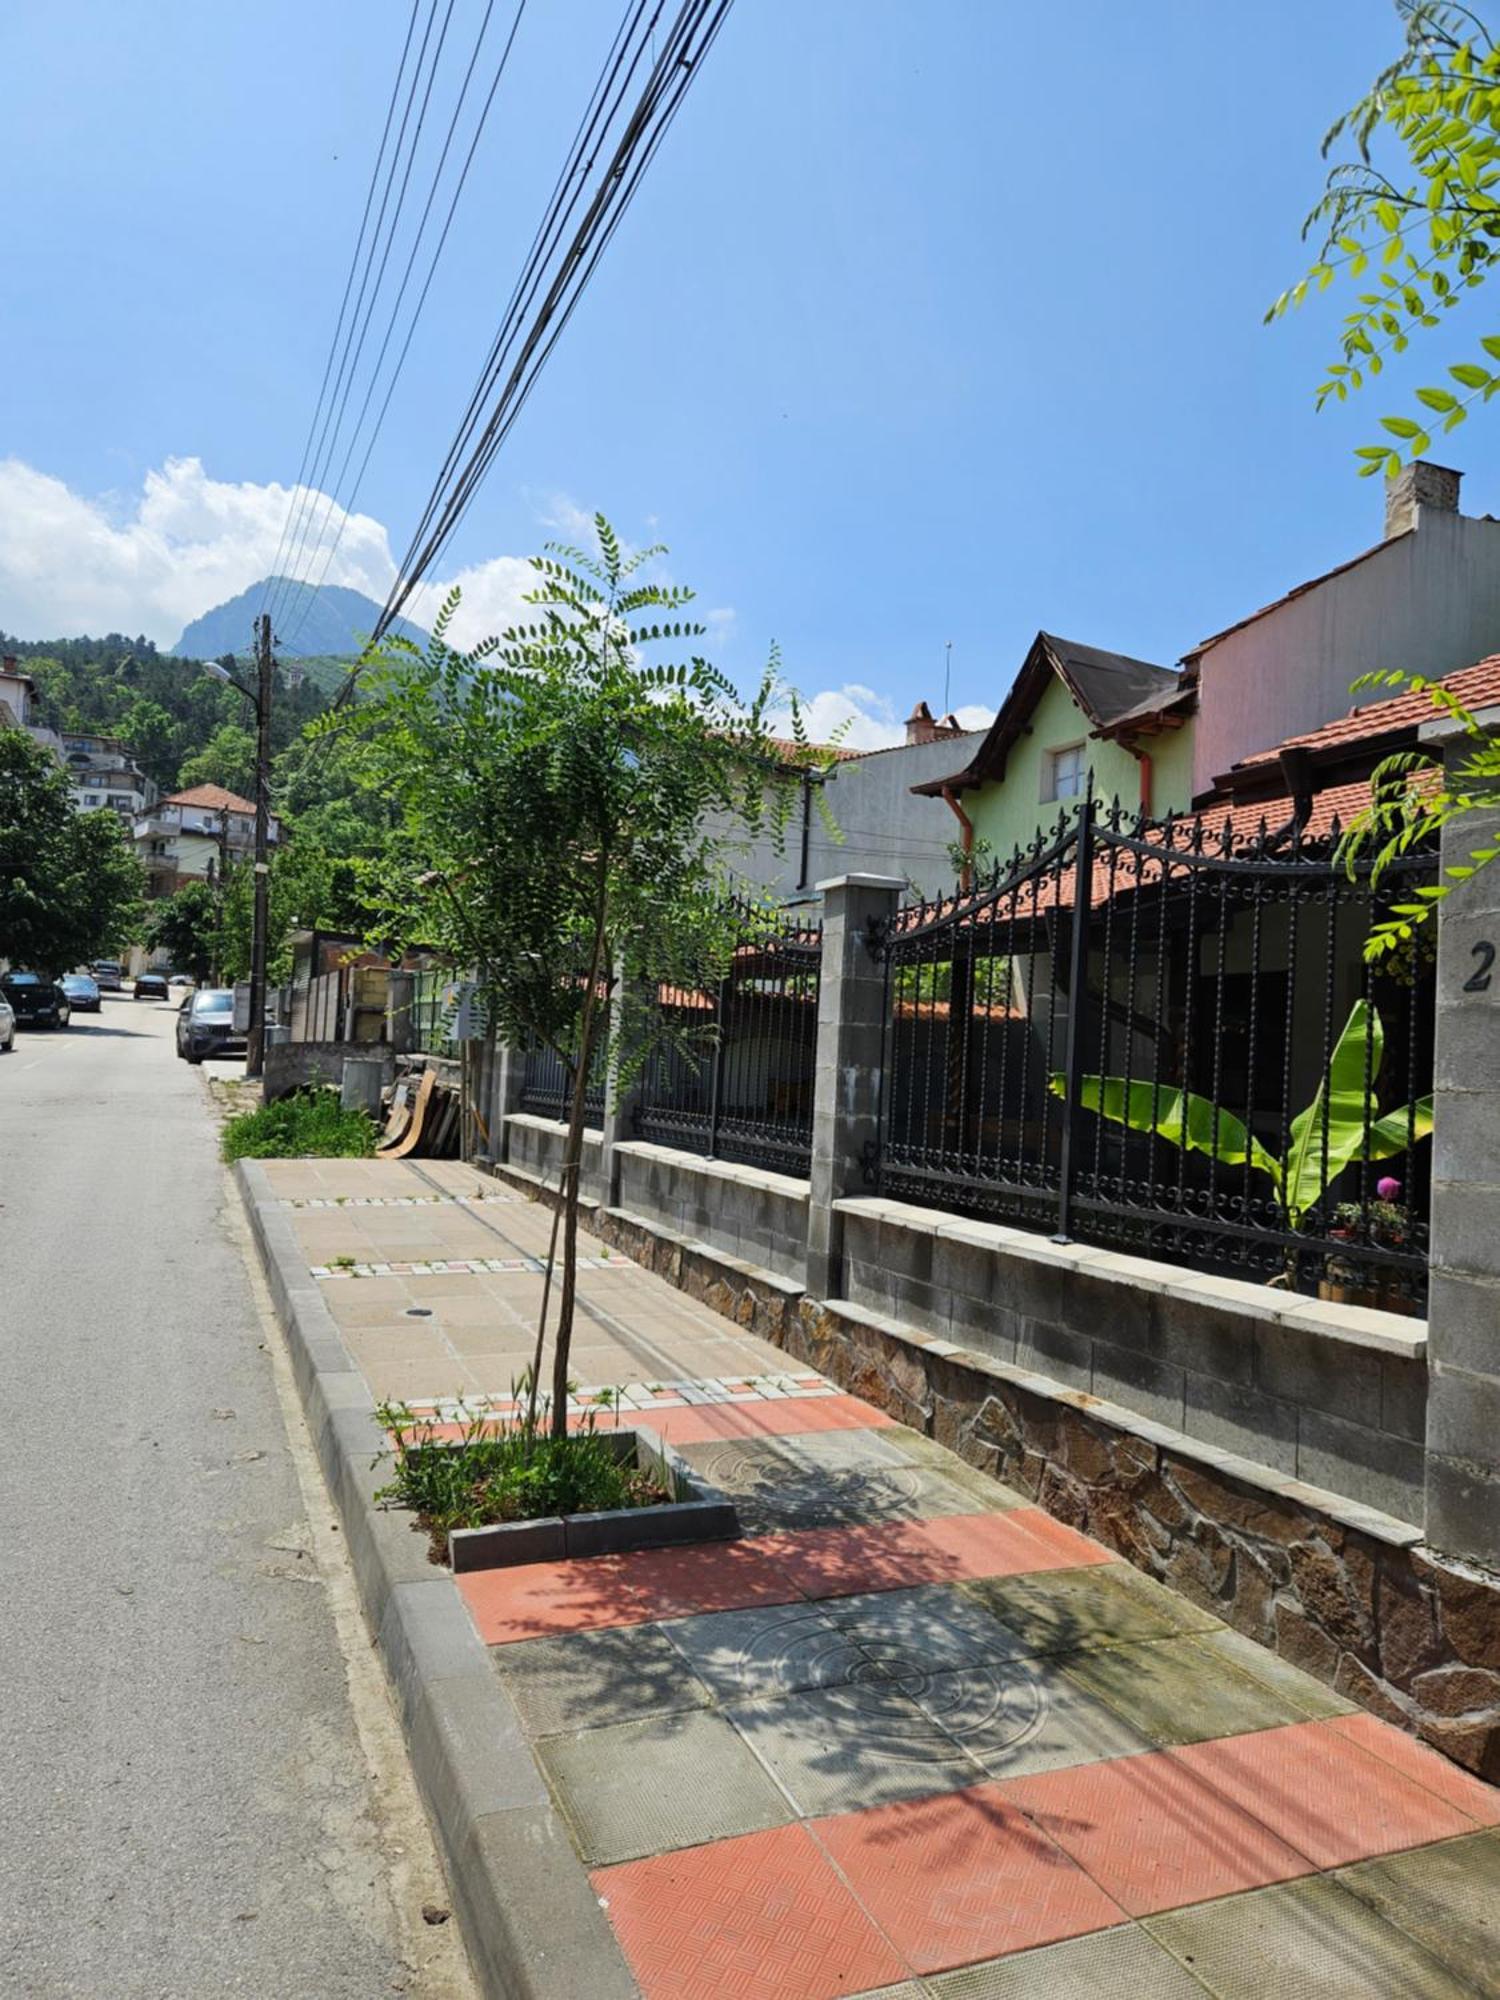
[221,1086,378,1162]
[374,1396,671,1560]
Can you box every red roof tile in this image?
[161,782,259,813]
[1239,656,1500,768]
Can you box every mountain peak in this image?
[173,579,426,662]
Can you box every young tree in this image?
[0,731,144,972]
[1271,1,1500,473]
[334,517,828,1435]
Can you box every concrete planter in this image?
[447,1426,739,1573]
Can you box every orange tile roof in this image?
[1238,655,1500,768]
[162,782,259,813]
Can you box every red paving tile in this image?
[614,1540,802,1619]
[1325,1711,1500,1824]
[457,1554,644,1644]
[645,1395,895,1447]
[594,1823,909,2000]
[760,1509,1112,1601]
[811,1784,1126,1974]
[1170,1719,1492,1869]
[1001,1747,1313,1915]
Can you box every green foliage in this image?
[1271,2,1500,468]
[177,720,257,796]
[0,730,145,972]
[5,631,328,790]
[326,513,835,1435]
[220,1087,377,1162]
[372,1394,669,1558]
[1050,1000,1433,1230]
[145,880,220,982]
[1335,667,1500,956]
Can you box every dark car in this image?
[176,987,245,1063]
[61,972,101,1013]
[1,972,71,1029]
[133,972,170,1002]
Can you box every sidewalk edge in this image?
[232,1159,638,2000]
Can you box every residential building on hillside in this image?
[133,783,282,899]
[911,632,1194,865]
[0,656,36,731]
[718,706,990,904]
[1186,460,1500,793]
[60,732,156,817]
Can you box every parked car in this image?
[176,986,245,1063]
[0,991,14,1052]
[0,972,71,1029]
[92,960,123,992]
[168,973,195,989]
[133,972,170,1002]
[61,972,101,1013]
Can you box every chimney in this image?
[1,656,17,676]
[905,700,937,745]
[1385,459,1462,539]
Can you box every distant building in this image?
[133,783,282,900]
[59,732,156,818]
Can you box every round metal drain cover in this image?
[404,1306,434,1318]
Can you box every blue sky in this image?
[3,0,1493,743]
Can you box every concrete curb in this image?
[233,1160,638,2000]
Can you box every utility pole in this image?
[245,613,274,1077]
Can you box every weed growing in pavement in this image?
[329,1254,357,1271]
[221,1087,378,1162]
[371,1378,670,1560]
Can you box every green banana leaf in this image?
[1047,1074,1283,1191]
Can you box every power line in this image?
[268,0,455,636]
[258,0,427,628]
[277,0,530,654]
[369,0,734,652]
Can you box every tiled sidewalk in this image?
[264,1158,1500,1999]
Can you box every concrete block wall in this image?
[611,1142,810,1286]
[502,1113,605,1206]
[836,1196,1429,1524]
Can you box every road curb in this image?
[233,1160,638,2000]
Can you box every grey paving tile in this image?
[1336,1830,1500,1996]
[914,1659,1156,1780]
[1057,1636,1309,1748]
[728,1680,985,1815]
[825,1583,1034,1673]
[536,1708,790,1864]
[928,1923,1208,1998]
[1144,1874,1476,1997]
[962,1563,1224,1658]
[661,1601,867,1702]
[492,1624,710,1738]
[1194,1626,1356,1720]
[877,1425,1029,1511]
[682,1430,974,1531]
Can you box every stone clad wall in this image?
[837,1197,1429,1525]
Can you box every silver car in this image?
[0,991,13,1052]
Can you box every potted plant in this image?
[1319,1177,1417,1313]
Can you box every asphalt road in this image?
[0,996,473,1999]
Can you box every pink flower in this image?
[1376,1176,1402,1203]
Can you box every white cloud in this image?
[769,684,995,753]
[0,455,399,647]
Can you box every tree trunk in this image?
[548,898,609,1440]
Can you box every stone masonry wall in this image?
[839,1197,1429,1525]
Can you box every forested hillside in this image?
[1,632,329,793]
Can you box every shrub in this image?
[373,1393,669,1559]
[221,1086,378,1162]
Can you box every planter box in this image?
[447,1426,739,1573]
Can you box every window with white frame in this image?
[1044,742,1086,802]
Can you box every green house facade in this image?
[912,631,1194,867]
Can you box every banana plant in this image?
[1048,999,1433,1232]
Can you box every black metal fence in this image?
[520,1040,606,1125]
[870,797,1435,1309]
[634,904,823,1176]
